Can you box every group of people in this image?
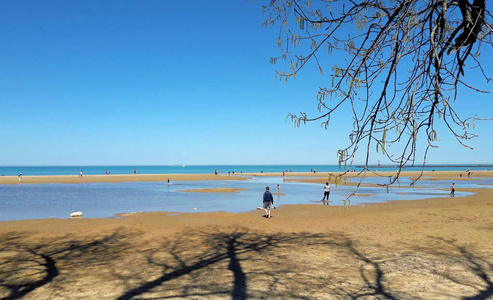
[227,171,243,175]
[265,179,459,217]
[262,182,331,218]
[214,170,247,175]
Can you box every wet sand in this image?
[0,173,251,184]
[0,171,492,299]
[2,169,490,185]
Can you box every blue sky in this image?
[0,0,491,166]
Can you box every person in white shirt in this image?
[322,182,331,203]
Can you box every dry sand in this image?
[0,171,492,299]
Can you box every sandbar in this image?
[0,173,250,185]
[3,170,490,186]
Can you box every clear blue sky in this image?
[0,0,491,166]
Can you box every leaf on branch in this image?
[310,39,317,50]
[297,16,305,30]
[428,130,438,141]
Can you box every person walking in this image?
[450,183,455,197]
[263,186,274,218]
[322,182,331,204]
[18,173,22,183]
[277,184,281,193]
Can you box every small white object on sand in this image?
[70,211,83,218]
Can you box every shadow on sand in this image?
[0,227,492,299]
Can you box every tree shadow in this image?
[1,226,492,299]
[0,227,136,300]
[459,246,493,300]
[119,228,493,299]
[115,227,407,299]
[421,237,493,300]
[115,228,326,299]
[330,239,399,299]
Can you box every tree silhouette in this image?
[263,0,492,183]
[0,229,131,300]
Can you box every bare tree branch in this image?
[263,0,492,186]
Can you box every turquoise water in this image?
[0,164,491,176]
[1,175,491,222]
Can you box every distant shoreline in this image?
[357,164,493,168]
[1,169,492,185]
[1,164,492,177]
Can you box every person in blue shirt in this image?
[263,186,274,218]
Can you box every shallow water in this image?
[0,176,490,221]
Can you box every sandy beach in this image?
[0,173,251,185]
[1,171,492,299]
[2,169,490,185]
